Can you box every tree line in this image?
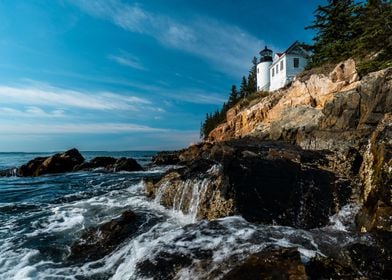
[200,0,391,139]
[200,57,258,138]
[306,0,392,74]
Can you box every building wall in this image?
[269,56,287,91]
[269,54,308,91]
[285,54,307,80]
[256,61,272,91]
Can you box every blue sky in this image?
[0,0,325,152]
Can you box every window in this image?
[272,68,274,77]
[276,65,278,74]
[257,68,259,73]
[293,58,299,68]
[280,60,284,71]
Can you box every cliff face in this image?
[209,59,391,151]
[206,59,391,232]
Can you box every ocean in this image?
[0,152,369,279]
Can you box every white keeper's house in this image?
[256,41,309,92]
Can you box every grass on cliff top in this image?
[238,91,269,109]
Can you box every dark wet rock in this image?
[222,247,307,280]
[74,156,143,172]
[0,168,18,177]
[148,138,352,229]
[75,156,117,170]
[136,251,193,280]
[18,148,85,177]
[305,256,359,279]
[69,210,139,262]
[111,157,143,172]
[306,236,392,280]
[151,151,180,165]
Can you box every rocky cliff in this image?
[209,59,391,151]
[150,59,391,234]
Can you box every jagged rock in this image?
[75,156,117,170]
[69,210,139,262]
[110,157,143,172]
[306,236,392,279]
[147,138,352,229]
[357,113,392,232]
[136,252,193,280]
[151,151,180,165]
[222,248,307,280]
[75,156,143,172]
[18,148,85,177]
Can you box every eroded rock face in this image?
[69,210,139,262]
[18,148,85,177]
[208,60,391,152]
[357,113,392,232]
[146,138,352,229]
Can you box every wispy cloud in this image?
[161,89,226,105]
[0,106,65,118]
[108,51,147,71]
[0,123,167,134]
[0,82,153,111]
[70,0,263,76]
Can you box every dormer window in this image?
[293,58,299,68]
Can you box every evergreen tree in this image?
[353,0,392,73]
[247,72,256,94]
[239,76,248,99]
[228,85,238,106]
[306,0,359,66]
[248,57,258,93]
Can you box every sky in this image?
[0,0,325,152]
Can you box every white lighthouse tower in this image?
[256,46,273,92]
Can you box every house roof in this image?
[269,41,308,67]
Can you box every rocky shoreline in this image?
[0,148,144,177]
[2,59,390,279]
[144,60,391,278]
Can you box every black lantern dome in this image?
[259,46,273,62]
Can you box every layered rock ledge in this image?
[2,148,144,177]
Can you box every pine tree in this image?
[306,0,359,66]
[353,0,392,73]
[247,72,256,94]
[228,85,238,106]
[239,76,248,99]
[247,57,258,93]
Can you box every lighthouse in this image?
[256,46,273,91]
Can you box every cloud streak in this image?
[0,106,65,118]
[0,83,152,111]
[108,51,147,71]
[70,0,263,76]
[0,123,167,134]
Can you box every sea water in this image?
[0,151,370,279]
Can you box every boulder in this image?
[111,157,143,172]
[306,236,392,280]
[75,156,143,172]
[151,151,180,165]
[147,138,352,229]
[222,248,307,280]
[69,210,139,262]
[18,148,85,177]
